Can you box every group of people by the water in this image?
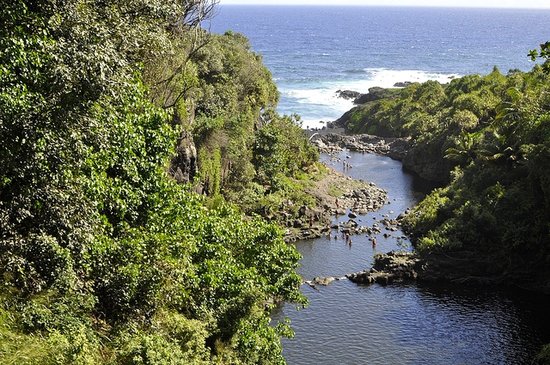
[343,159,352,170]
[325,220,383,251]
[326,223,378,251]
[326,228,352,246]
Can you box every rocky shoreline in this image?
[311,132,410,161]
[304,251,421,289]
[282,168,388,242]
[304,249,550,294]
[279,127,414,242]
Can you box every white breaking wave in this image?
[356,68,460,89]
[279,68,461,130]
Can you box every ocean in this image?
[208,5,550,128]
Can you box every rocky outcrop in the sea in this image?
[353,87,394,105]
[337,86,406,104]
[312,133,410,161]
[336,89,361,100]
[393,81,413,88]
[337,86,411,106]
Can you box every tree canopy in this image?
[341,55,550,292]
[0,1,310,363]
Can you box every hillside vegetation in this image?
[340,47,550,292]
[0,1,317,363]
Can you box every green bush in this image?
[400,60,550,288]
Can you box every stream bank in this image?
[281,167,388,242]
[307,130,550,294]
[274,150,550,365]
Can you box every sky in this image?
[219,0,550,9]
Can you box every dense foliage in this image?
[183,32,319,216]
[342,51,550,291]
[0,1,309,363]
[144,21,319,218]
[406,66,550,288]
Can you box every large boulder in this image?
[336,89,361,100]
[353,87,391,104]
[347,251,421,285]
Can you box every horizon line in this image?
[219,3,550,9]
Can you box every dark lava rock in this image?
[336,89,361,100]
[393,81,413,88]
[353,87,390,104]
[347,251,420,285]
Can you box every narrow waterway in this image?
[273,151,550,365]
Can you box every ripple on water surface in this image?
[273,151,550,365]
[277,281,550,365]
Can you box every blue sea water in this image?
[209,6,550,128]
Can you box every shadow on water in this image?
[273,151,550,365]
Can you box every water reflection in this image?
[274,151,550,365]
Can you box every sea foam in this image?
[279,68,460,130]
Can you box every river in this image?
[273,150,550,365]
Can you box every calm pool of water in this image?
[273,151,550,365]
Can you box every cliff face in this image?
[401,142,450,184]
[170,131,197,184]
